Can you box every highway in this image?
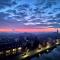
[19,41,60,60]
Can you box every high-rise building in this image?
[57,29,59,39]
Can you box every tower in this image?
[57,29,58,39]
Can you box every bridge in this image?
[0,39,60,60]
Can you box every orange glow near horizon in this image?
[15,28,57,32]
[0,28,58,32]
[0,29,13,32]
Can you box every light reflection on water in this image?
[31,46,60,60]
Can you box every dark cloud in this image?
[49,24,60,28]
[43,0,57,9]
[56,13,60,18]
[47,20,56,22]
[33,8,45,14]
[7,10,16,14]
[48,12,53,15]
[53,8,60,12]
[0,12,10,20]
[36,0,46,5]
[15,4,30,10]
[0,12,9,17]
[0,0,16,9]
[18,12,27,17]
[54,19,60,23]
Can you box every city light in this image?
[56,39,60,45]
[6,50,10,53]
[18,47,22,52]
[0,51,3,55]
[13,48,16,52]
[39,54,41,56]
[18,47,22,50]
[38,44,42,49]
[46,50,49,52]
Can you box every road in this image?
[20,43,60,60]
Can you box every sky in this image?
[0,0,60,32]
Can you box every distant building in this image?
[57,29,59,39]
[56,29,60,44]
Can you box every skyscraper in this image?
[57,29,59,39]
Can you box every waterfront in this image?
[0,46,60,60]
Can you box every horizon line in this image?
[0,28,58,32]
